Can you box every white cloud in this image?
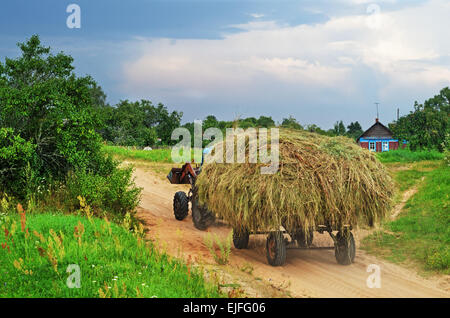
[249,13,265,19]
[120,0,450,125]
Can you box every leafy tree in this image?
[257,116,275,128]
[281,115,303,130]
[346,121,363,140]
[305,124,331,136]
[101,100,182,147]
[391,87,449,151]
[0,35,140,215]
[333,120,346,136]
[0,35,103,182]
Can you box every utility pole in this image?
[397,108,399,121]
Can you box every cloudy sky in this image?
[1,0,449,129]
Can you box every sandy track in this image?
[131,164,449,298]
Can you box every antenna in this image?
[374,102,380,119]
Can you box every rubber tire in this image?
[192,198,215,230]
[173,191,189,221]
[293,229,314,247]
[266,231,287,266]
[233,228,250,249]
[335,231,356,265]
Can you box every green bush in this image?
[443,133,450,166]
[64,156,141,220]
[0,128,36,197]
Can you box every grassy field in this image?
[0,207,221,297]
[362,161,449,274]
[103,145,174,163]
[376,148,444,163]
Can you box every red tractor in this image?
[167,162,215,230]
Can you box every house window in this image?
[382,141,389,152]
[369,142,376,152]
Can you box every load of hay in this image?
[195,129,394,234]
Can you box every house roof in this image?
[357,119,394,142]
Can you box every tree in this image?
[306,124,330,136]
[333,120,346,136]
[346,121,363,140]
[0,35,103,181]
[257,116,275,128]
[391,87,449,151]
[281,116,303,130]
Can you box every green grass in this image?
[103,145,174,163]
[376,148,444,163]
[362,163,450,274]
[0,211,221,297]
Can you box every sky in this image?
[0,0,449,130]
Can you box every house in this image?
[357,118,400,152]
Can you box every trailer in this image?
[167,162,356,267]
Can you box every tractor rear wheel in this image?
[266,231,286,266]
[192,198,215,230]
[334,231,356,265]
[173,191,189,221]
[233,228,250,249]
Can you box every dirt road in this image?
[131,164,449,298]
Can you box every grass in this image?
[103,145,174,163]
[362,162,449,274]
[0,207,221,297]
[376,148,444,163]
[204,231,233,265]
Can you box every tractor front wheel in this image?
[266,231,286,266]
[173,191,189,221]
[334,231,356,265]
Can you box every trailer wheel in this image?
[293,229,313,247]
[266,231,286,266]
[233,228,249,249]
[334,231,356,265]
[192,198,215,230]
[173,191,189,221]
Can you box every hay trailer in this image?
[167,162,216,230]
[232,225,355,266]
[167,163,355,266]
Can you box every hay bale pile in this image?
[195,129,394,234]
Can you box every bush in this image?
[0,128,36,197]
[64,156,141,220]
[443,133,450,166]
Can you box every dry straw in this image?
[196,129,394,235]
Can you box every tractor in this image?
[166,149,215,230]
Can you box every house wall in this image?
[359,138,399,152]
[376,142,382,152]
[389,141,399,150]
